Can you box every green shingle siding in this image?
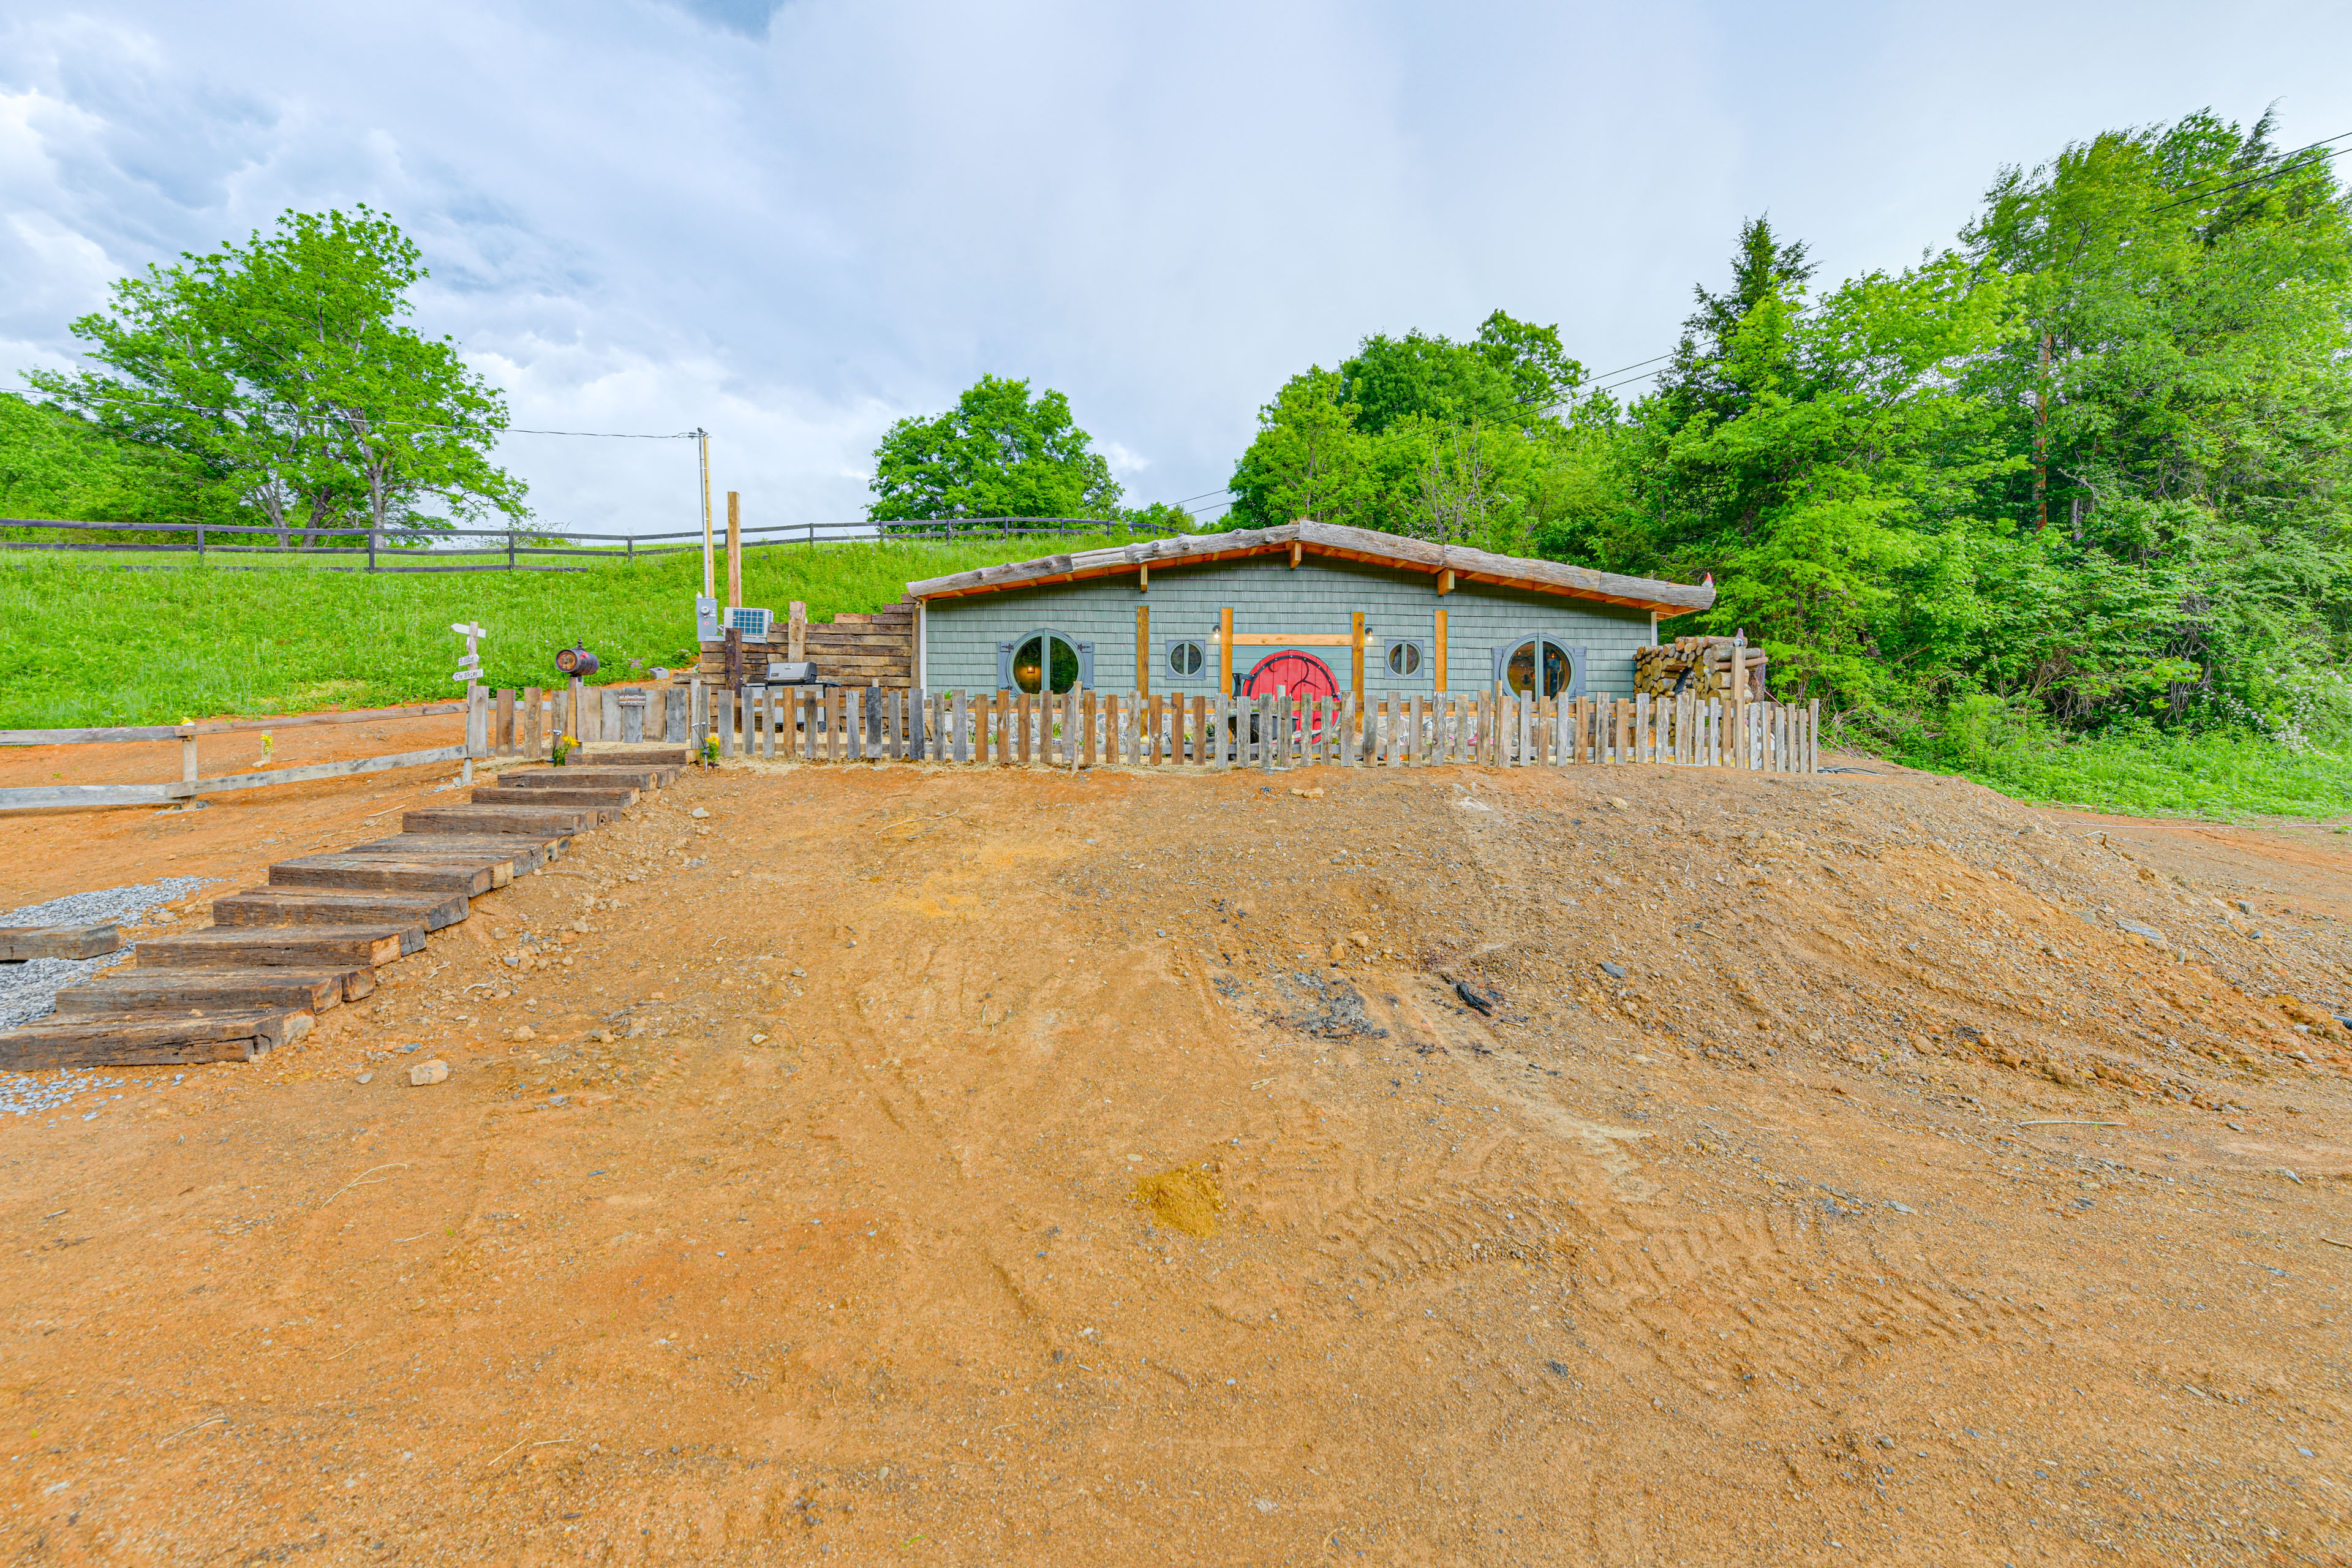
[921,553,1660,696]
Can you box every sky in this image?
[6,0,2352,538]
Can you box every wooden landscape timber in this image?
[0,1009,311,1068]
[208,889,470,932]
[0,923,121,962]
[130,926,421,969]
[51,967,366,1014]
[501,767,674,790]
[400,805,597,837]
[473,786,637,812]
[0,719,669,1069]
[343,834,560,873]
[266,856,496,897]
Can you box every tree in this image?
[868,374,1121,524]
[1225,368,1376,528]
[28,206,525,547]
[1957,109,2352,727]
[1469,309,1586,415]
[1658,216,1817,428]
[1227,310,1588,536]
[0,393,222,530]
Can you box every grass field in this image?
[1888,712,2352,823]
[0,536,1128,728]
[10,542,2347,824]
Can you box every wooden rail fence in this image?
[0,681,1815,812]
[0,699,477,812]
[0,516,1180,571]
[686,682,1818,774]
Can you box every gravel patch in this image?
[0,876,220,1032]
[0,1068,156,1121]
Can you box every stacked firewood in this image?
[1635,636,1767,700]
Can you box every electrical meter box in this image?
[695,596,722,641]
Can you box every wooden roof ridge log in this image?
[905,521,1715,616]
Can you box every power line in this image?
[1583,352,1674,382]
[2147,130,2352,216]
[1595,366,1668,393]
[2,386,696,439]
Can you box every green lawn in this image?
[0,535,1128,728]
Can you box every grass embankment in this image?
[0,537,1119,728]
[1888,715,2352,823]
[11,543,2347,823]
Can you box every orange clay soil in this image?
[1,751,2349,1565]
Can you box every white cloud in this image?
[6,0,2351,533]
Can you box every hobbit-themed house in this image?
[905,521,1715,703]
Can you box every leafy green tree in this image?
[1225,368,1377,528]
[1468,309,1586,415]
[1658,216,1815,429]
[28,206,526,547]
[1341,331,1521,434]
[1227,311,1588,536]
[0,393,222,532]
[868,374,1121,524]
[1956,110,2352,729]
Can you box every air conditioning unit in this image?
[726,607,774,641]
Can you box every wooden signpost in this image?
[450,620,486,783]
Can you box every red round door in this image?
[1243,650,1340,701]
[1243,650,1340,739]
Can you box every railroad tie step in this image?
[0,923,122,962]
[472,786,635,811]
[53,965,369,1014]
[209,889,470,932]
[132,925,420,970]
[400,806,595,837]
[573,746,689,766]
[347,833,565,870]
[267,856,494,896]
[500,767,673,790]
[0,1008,312,1069]
[290,846,520,888]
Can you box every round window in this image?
[1169,640,1204,677]
[1014,634,1081,695]
[1506,640,1571,697]
[1387,641,1422,677]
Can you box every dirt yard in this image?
[1,743,2348,1564]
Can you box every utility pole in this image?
[2033,331,2051,532]
[726,490,743,609]
[698,428,715,597]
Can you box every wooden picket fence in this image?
[688,684,1819,774]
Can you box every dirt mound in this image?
[0,753,2346,1563]
[1131,1165,1227,1236]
